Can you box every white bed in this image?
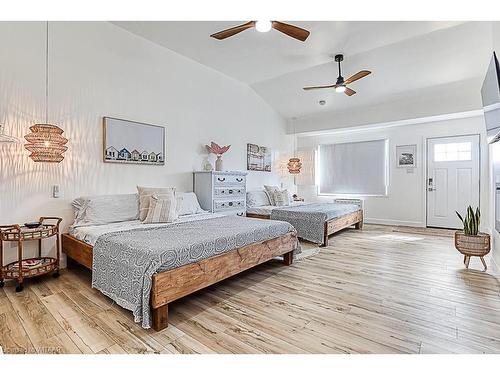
[246,201,309,216]
[69,211,225,245]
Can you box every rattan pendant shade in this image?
[24,22,68,163]
[24,124,68,163]
[287,157,302,174]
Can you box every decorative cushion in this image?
[274,189,292,207]
[246,191,271,207]
[264,185,280,206]
[177,192,204,216]
[143,194,178,224]
[137,186,176,221]
[72,194,139,228]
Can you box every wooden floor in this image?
[1,224,500,354]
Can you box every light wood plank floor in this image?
[1,224,500,354]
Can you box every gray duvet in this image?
[91,216,297,328]
[270,203,360,244]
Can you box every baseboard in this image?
[364,217,425,227]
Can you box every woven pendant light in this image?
[287,119,301,174]
[24,124,68,162]
[287,157,302,174]
[25,22,68,163]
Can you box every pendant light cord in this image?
[45,21,49,125]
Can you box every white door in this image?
[426,135,480,229]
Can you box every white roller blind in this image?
[318,139,388,195]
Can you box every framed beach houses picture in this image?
[103,117,165,165]
[247,143,272,172]
[396,144,417,168]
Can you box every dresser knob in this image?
[236,178,243,182]
[218,177,226,182]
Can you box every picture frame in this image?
[103,117,165,165]
[396,144,417,168]
[247,143,272,172]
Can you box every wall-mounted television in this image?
[481,52,500,143]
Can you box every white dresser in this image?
[193,171,247,217]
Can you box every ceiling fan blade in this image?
[344,87,356,96]
[272,21,310,41]
[210,21,256,40]
[303,84,336,91]
[344,70,371,85]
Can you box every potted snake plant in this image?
[455,206,490,270]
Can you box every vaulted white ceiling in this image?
[113,21,493,121]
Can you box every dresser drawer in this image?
[214,187,245,198]
[214,199,245,211]
[214,174,246,186]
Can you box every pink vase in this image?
[215,155,223,171]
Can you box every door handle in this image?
[428,187,436,192]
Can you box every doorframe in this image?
[424,133,481,228]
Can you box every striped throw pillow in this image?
[274,189,291,206]
[137,186,176,221]
[143,194,178,224]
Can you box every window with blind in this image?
[318,139,388,196]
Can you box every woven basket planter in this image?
[454,231,490,270]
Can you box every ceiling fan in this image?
[210,21,310,42]
[303,54,371,96]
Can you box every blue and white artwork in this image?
[103,117,165,165]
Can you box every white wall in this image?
[297,114,490,229]
[489,22,500,268]
[0,22,291,263]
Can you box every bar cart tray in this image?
[2,257,58,279]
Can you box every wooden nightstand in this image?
[0,217,61,292]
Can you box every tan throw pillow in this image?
[137,186,176,221]
[274,189,291,207]
[143,194,178,224]
[264,185,280,206]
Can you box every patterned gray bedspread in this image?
[270,203,360,244]
[91,216,297,329]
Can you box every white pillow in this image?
[177,192,204,216]
[246,191,271,207]
[274,189,292,207]
[137,186,176,221]
[143,194,178,224]
[264,185,280,206]
[72,194,139,228]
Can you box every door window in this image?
[434,142,472,162]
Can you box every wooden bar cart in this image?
[0,217,62,292]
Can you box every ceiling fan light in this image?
[335,85,346,93]
[255,20,272,33]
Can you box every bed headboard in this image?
[334,198,364,210]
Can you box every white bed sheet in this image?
[69,212,225,246]
[246,201,309,216]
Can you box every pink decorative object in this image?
[205,142,231,156]
[205,142,231,171]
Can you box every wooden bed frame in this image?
[246,209,363,247]
[61,232,296,331]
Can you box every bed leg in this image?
[355,220,363,230]
[283,251,293,266]
[152,304,169,331]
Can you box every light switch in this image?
[53,185,60,198]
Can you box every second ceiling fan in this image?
[210,21,310,42]
[303,54,371,96]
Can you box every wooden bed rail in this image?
[61,231,297,331]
